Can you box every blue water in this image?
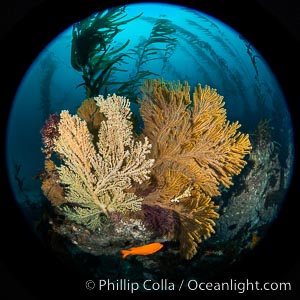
[5,3,293,225]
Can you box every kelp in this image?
[141,15,252,123]
[117,17,177,100]
[172,22,252,123]
[71,6,142,97]
[239,35,269,125]
[174,23,247,89]
[184,9,239,60]
[239,35,260,78]
[39,52,57,120]
[71,8,178,102]
[133,18,177,73]
[186,19,238,61]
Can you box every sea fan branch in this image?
[50,94,154,228]
[140,79,251,259]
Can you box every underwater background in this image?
[3,1,297,298]
[6,3,293,216]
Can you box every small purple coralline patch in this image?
[41,113,60,159]
[142,204,179,238]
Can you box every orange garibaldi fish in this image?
[121,242,163,259]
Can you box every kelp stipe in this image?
[39,52,58,120]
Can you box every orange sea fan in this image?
[140,79,251,198]
[139,79,251,259]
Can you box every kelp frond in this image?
[71,6,142,97]
[118,18,177,99]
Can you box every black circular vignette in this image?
[0,0,299,299]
